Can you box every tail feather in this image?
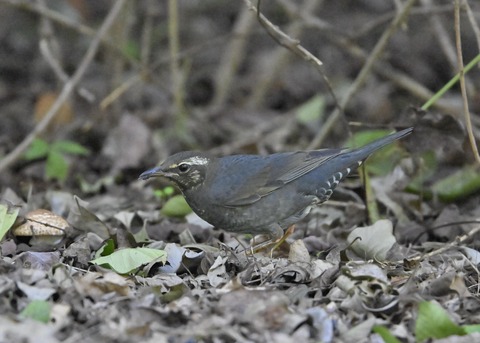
[349,127,413,160]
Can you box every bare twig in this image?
[464,0,480,57]
[140,0,159,69]
[454,0,480,164]
[211,5,256,109]
[421,0,457,69]
[168,0,187,131]
[301,11,465,117]
[308,0,416,149]
[37,0,95,102]
[244,0,334,110]
[408,224,480,262]
[100,34,229,110]
[2,0,136,66]
[352,4,453,39]
[3,0,95,35]
[0,0,127,173]
[420,0,475,98]
[244,0,323,68]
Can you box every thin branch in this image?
[3,0,96,35]
[2,0,136,66]
[211,5,256,109]
[244,0,323,69]
[0,0,127,173]
[100,34,229,110]
[37,0,95,102]
[351,4,454,40]
[420,0,475,98]
[464,0,480,57]
[168,0,187,131]
[420,0,457,69]
[301,11,465,117]
[408,224,480,262]
[308,0,417,149]
[140,0,158,69]
[243,0,336,110]
[454,0,480,164]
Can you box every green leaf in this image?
[373,326,402,343]
[346,130,391,148]
[123,40,140,60]
[20,300,51,323]
[295,95,326,125]
[346,130,406,176]
[90,248,167,274]
[24,138,50,160]
[161,195,192,218]
[46,150,69,181]
[463,325,480,334]
[432,165,480,202]
[95,239,116,259]
[51,140,90,156]
[405,151,437,197]
[415,301,465,342]
[0,204,19,241]
[154,186,176,200]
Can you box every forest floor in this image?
[1,1,480,342]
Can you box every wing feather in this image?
[212,150,342,207]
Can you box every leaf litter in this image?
[1,1,480,342]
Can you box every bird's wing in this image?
[273,150,342,183]
[214,150,342,207]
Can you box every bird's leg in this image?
[250,224,294,256]
[268,224,296,256]
[247,235,274,254]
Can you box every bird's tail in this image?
[349,127,413,159]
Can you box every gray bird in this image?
[140,128,412,244]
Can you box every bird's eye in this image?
[178,163,190,173]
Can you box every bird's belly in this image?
[185,189,315,234]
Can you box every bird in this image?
[139,127,412,247]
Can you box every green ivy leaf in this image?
[0,204,19,241]
[405,150,437,197]
[463,325,480,334]
[123,40,140,60]
[24,138,50,160]
[154,186,176,200]
[372,325,402,343]
[95,238,116,259]
[415,301,465,342]
[432,165,480,202]
[46,150,69,181]
[20,300,52,323]
[51,140,90,156]
[161,195,192,218]
[346,130,406,176]
[90,247,167,274]
[295,95,326,125]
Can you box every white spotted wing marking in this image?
[318,160,364,203]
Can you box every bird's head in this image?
[139,151,212,191]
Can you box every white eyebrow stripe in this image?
[183,156,209,165]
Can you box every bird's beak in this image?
[139,166,166,180]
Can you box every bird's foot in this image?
[267,225,295,257]
[248,225,295,257]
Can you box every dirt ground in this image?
[1,1,480,342]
